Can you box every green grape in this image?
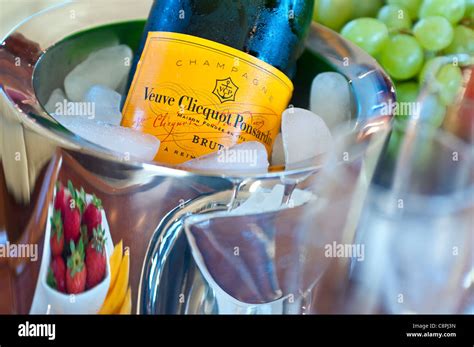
[419,94,446,128]
[395,82,419,120]
[341,18,389,56]
[313,0,354,31]
[396,82,419,103]
[413,16,454,51]
[377,5,412,32]
[380,34,424,80]
[466,0,474,20]
[387,0,422,20]
[436,64,463,106]
[386,126,404,162]
[444,25,474,54]
[419,59,463,106]
[418,58,438,86]
[351,0,384,18]
[423,50,438,62]
[419,0,466,24]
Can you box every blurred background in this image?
[0,0,65,37]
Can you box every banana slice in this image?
[108,240,123,292]
[100,247,129,314]
[119,286,132,314]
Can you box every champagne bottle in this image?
[122,0,314,165]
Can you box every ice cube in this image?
[271,133,285,167]
[64,45,133,102]
[281,107,333,167]
[233,185,285,214]
[228,184,315,215]
[180,141,269,174]
[44,88,68,115]
[84,85,123,125]
[310,72,352,131]
[55,115,160,161]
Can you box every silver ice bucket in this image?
[0,0,394,314]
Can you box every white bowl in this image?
[36,190,113,314]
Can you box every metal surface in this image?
[140,187,320,314]
[0,0,395,314]
[138,191,230,314]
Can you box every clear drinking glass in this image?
[345,54,474,315]
[354,119,474,314]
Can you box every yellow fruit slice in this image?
[118,287,132,314]
[99,247,129,314]
[108,240,123,292]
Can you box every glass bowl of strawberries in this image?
[39,180,113,314]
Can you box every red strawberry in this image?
[54,182,69,217]
[47,256,66,293]
[63,181,85,245]
[82,195,102,238]
[85,227,107,289]
[66,239,87,294]
[64,205,81,245]
[50,209,64,256]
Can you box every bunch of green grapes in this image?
[313,0,473,122]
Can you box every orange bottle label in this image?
[121,32,293,164]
